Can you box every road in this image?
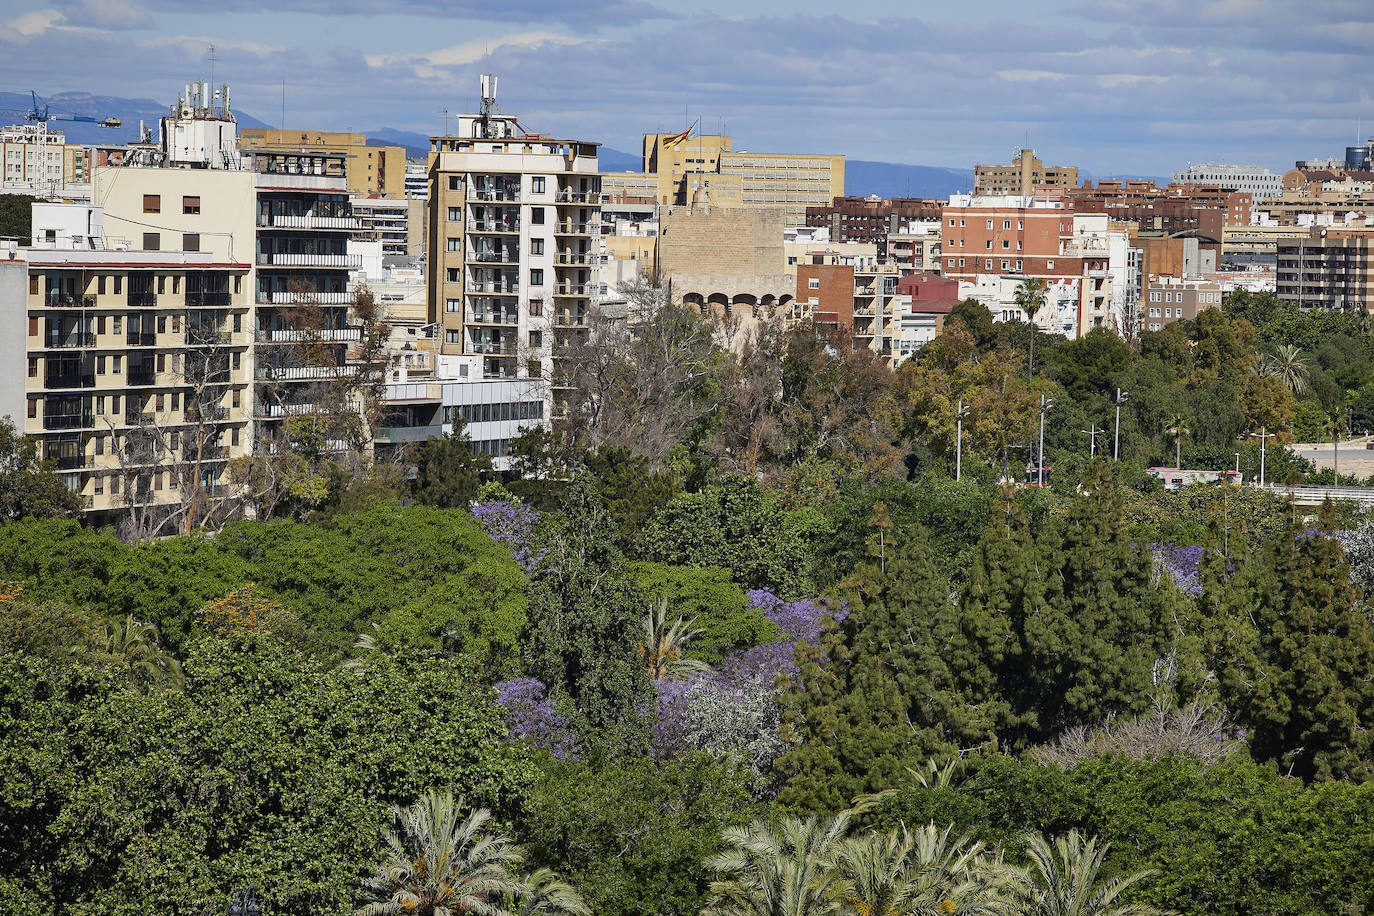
[1290,435,1374,478]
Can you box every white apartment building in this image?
[1,124,91,198]
[1171,163,1284,202]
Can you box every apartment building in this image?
[1142,277,1224,331]
[974,149,1078,197]
[240,129,408,199]
[1170,163,1283,202]
[425,75,601,412]
[791,248,901,361]
[602,131,844,227]
[803,196,943,260]
[1276,227,1374,312]
[1,124,92,196]
[351,197,421,256]
[887,222,943,274]
[7,232,252,525]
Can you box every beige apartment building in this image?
[11,248,252,523]
[1276,227,1374,311]
[425,90,601,383]
[602,132,844,227]
[1,124,92,195]
[240,129,408,199]
[974,149,1079,197]
[1142,276,1224,331]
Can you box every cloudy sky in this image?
[2,0,1372,175]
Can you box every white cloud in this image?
[1097,74,1169,88]
[996,69,1069,82]
[366,32,588,71]
[7,9,64,37]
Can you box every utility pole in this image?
[955,399,968,481]
[1038,394,1054,488]
[1082,423,1101,458]
[1113,388,1129,461]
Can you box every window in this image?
[1018,220,1024,229]
[1003,220,1011,229]
[155,393,165,410]
[529,330,542,348]
[172,276,179,294]
[808,278,819,289]
[958,258,965,267]
[984,259,992,269]
[449,176,460,191]
[531,176,545,193]
[947,258,956,268]
[1001,260,1009,269]
[157,316,166,333]
[530,238,544,256]
[948,218,955,227]
[527,359,542,378]
[143,232,160,251]
[528,299,543,317]
[531,207,545,225]
[959,219,965,227]
[26,399,35,419]
[143,194,160,213]
[182,195,201,214]
[28,275,37,295]
[1046,260,1054,269]
[183,233,200,252]
[529,268,543,286]
[448,207,461,221]
[112,355,121,372]
[986,219,993,229]
[985,240,993,250]
[27,357,36,378]
[97,276,106,295]
[96,355,106,374]
[446,330,461,344]
[446,298,461,313]
[1002,240,1010,249]
[446,267,460,282]
[447,237,461,252]
[959,239,965,247]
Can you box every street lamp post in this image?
[1083,423,1101,458]
[1038,394,1054,488]
[1113,388,1128,461]
[228,887,262,916]
[1246,426,1277,488]
[955,398,969,481]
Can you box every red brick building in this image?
[805,195,943,259]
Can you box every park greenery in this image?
[5,290,1374,915]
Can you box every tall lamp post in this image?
[1083,423,1101,458]
[1113,388,1129,461]
[1246,426,1277,488]
[1038,394,1054,488]
[955,398,969,481]
[228,887,262,916]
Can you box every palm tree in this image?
[1260,345,1310,395]
[638,597,710,680]
[1164,414,1190,468]
[356,790,523,916]
[705,814,850,916]
[87,614,183,692]
[836,823,1008,916]
[1005,830,1163,916]
[1326,411,1345,482]
[1013,278,1048,381]
[503,869,589,916]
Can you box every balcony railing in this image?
[45,373,94,389]
[43,332,95,348]
[127,370,156,386]
[466,281,520,294]
[468,342,517,355]
[555,252,600,265]
[125,409,157,425]
[186,292,232,307]
[43,413,93,430]
[555,190,599,204]
[185,406,230,422]
[467,220,520,233]
[467,251,519,263]
[257,214,361,230]
[467,313,519,326]
[555,222,597,234]
[127,332,156,346]
[554,284,592,296]
[255,328,362,343]
[44,293,95,307]
[263,290,353,305]
[256,252,361,268]
[471,189,521,202]
[554,313,588,327]
[255,365,353,381]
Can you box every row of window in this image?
[443,400,545,425]
[35,274,240,297]
[29,389,243,418]
[945,258,1038,271]
[1148,290,1222,304]
[144,194,201,215]
[448,206,554,224]
[30,350,244,378]
[1146,307,1183,318]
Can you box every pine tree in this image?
[1022,463,1178,737]
[523,473,652,756]
[1212,501,1374,780]
[776,525,990,811]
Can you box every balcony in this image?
[187,292,232,307]
[471,188,520,202]
[255,328,362,343]
[468,341,517,355]
[44,374,94,389]
[555,222,597,235]
[186,328,229,346]
[125,409,156,425]
[256,252,361,268]
[43,293,95,308]
[467,251,519,264]
[254,365,352,381]
[554,312,588,327]
[467,312,519,326]
[373,424,443,444]
[262,290,352,305]
[53,454,85,470]
[555,190,598,204]
[185,406,230,422]
[127,370,156,386]
[42,413,93,430]
[555,252,601,265]
[466,281,519,295]
[257,214,361,230]
[126,332,156,346]
[43,332,95,348]
[127,292,157,307]
[467,220,520,234]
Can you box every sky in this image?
[2,0,1373,176]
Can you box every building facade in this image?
[1170,163,1283,202]
[240,129,408,199]
[1276,227,1374,312]
[1143,276,1224,331]
[974,149,1078,197]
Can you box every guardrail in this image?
[1258,484,1374,506]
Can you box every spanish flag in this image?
[663,120,698,148]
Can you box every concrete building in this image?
[10,237,253,524]
[404,160,428,200]
[790,248,902,363]
[1170,163,1283,202]
[974,149,1078,197]
[425,74,600,428]
[1,124,92,197]
[803,195,943,260]
[350,197,417,256]
[240,129,408,199]
[373,375,546,470]
[1276,227,1374,312]
[602,131,844,227]
[888,221,943,274]
[895,271,960,362]
[1143,276,1224,331]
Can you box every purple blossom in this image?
[1150,543,1204,597]
[493,677,578,759]
[745,590,847,644]
[471,501,545,572]
[652,676,697,759]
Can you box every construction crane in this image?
[0,91,121,198]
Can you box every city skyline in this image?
[2,0,1373,176]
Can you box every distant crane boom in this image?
[0,90,120,128]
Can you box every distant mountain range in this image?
[7,92,1149,201]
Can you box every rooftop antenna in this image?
[280,78,286,131]
[478,73,498,138]
[207,43,216,104]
